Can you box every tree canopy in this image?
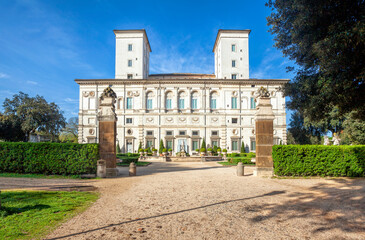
[0,92,66,141]
[266,0,365,121]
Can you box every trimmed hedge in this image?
[0,142,99,175]
[273,145,365,177]
[228,157,254,165]
[116,153,139,164]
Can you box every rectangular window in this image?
[146,140,153,148]
[212,141,218,147]
[147,131,153,136]
[147,99,152,109]
[211,99,216,109]
[128,60,132,67]
[166,131,173,136]
[232,141,238,151]
[126,118,132,124]
[212,131,218,136]
[192,131,199,136]
[231,97,237,109]
[192,99,197,109]
[126,97,132,109]
[232,44,236,52]
[166,99,172,109]
[232,74,237,79]
[232,118,238,124]
[250,97,256,109]
[179,99,185,109]
[128,44,133,51]
[251,140,256,151]
[192,140,199,150]
[127,74,133,79]
[232,60,236,67]
[179,130,186,136]
[166,140,173,150]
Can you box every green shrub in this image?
[138,148,143,153]
[162,148,167,152]
[228,157,253,164]
[168,148,172,151]
[231,153,239,157]
[247,152,256,158]
[0,142,99,175]
[200,148,206,152]
[207,148,212,151]
[222,149,227,153]
[273,145,365,177]
[217,148,221,152]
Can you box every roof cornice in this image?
[75,78,289,85]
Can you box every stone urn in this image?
[153,150,157,156]
[144,151,148,157]
[168,150,172,156]
[139,151,143,157]
[207,151,212,156]
[223,152,227,159]
[163,152,168,156]
[201,152,206,156]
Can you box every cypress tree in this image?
[240,141,245,153]
[201,138,206,149]
[159,139,164,154]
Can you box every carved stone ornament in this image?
[147,117,154,123]
[252,129,255,134]
[83,91,89,97]
[127,129,133,135]
[100,87,117,99]
[255,87,271,98]
[134,91,140,97]
[127,91,133,97]
[89,91,95,97]
[192,117,199,122]
[232,91,238,97]
[232,129,238,135]
[211,117,219,123]
[179,117,186,123]
[89,129,95,135]
[166,117,173,123]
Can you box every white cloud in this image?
[0,73,9,79]
[26,80,38,85]
[64,98,78,103]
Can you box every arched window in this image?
[178,91,186,109]
[146,91,153,110]
[165,91,173,109]
[191,91,198,109]
[210,92,218,109]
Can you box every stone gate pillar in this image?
[97,87,118,177]
[253,87,275,177]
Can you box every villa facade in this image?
[76,29,289,154]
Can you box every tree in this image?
[200,138,206,150]
[59,117,78,143]
[138,141,142,151]
[159,139,164,154]
[267,0,365,121]
[240,141,245,153]
[341,111,365,145]
[116,142,121,153]
[2,92,66,141]
[0,113,24,141]
[287,111,322,145]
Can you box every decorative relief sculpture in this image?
[134,91,140,97]
[89,129,95,135]
[232,129,238,135]
[211,117,219,123]
[232,91,238,97]
[255,86,271,98]
[147,117,154,123]
[89,91,95,97]
[166,117,173,123]
[179,117,186,123]
[127,91,133,97]
[83,91,89,97]
[192,117,199,123]
[323,136,330,145]
[127,129,133,135]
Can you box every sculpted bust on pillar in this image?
[97,87,119,177]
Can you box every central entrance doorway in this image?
[177,139,188,153]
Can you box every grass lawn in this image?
[0,173,86,179]
[0,190,98,240]
[117,161,151,167]
[218,162,255,166]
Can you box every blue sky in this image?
[0,0,294,122]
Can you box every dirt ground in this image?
[3,162,364,240]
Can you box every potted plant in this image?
[152,148,157,156]
[200,148,206,156]
[222,149,227,159]
[144,148,149,157]
[162,148,168,156]
[207,148,212,156]
[138,148,144,157]
[217,148,222,157]
[168,148,172,156]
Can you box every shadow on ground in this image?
[246,178,365,234]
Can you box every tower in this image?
[213,30,250,79]
[114,29,152,79]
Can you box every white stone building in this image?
[76,29,289,154]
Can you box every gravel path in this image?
[40,162,365,239]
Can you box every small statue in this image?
[255,86,271,98]
[100,87,117,99]
[323,136,330,145]
[332,133,341,146]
